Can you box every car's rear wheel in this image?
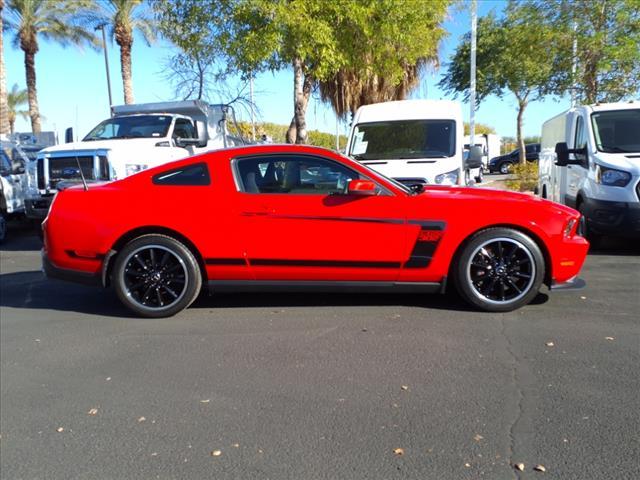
[474,166,484,183]
[113,234,202,318]
[454,228,545,312]
[499,162,512,174]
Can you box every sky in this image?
[4,0,571,142]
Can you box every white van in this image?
[463,133,501,182]
[346,100,474,187]
[538,102,640,239]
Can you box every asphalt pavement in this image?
[1,223,639,480]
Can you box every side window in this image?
[152,163,210,186]
[574,116,587,161]
[172,119,196,139]
[236,155,362,195]
[0,150,11,174]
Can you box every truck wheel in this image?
[578,203,602,246]
[454,228,545,312]
[474,167,484,183]
[113,234,202,318]
[0,213,6,243]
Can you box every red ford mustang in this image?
[42,144,589,317]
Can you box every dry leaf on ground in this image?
[211,450,222,457]
[534,464,546,472]
[393,448,404,456]
[87,408,98,416]
[56,427,64,433]
[515,463,525,471]
[137,416,146,423]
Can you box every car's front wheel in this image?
[454,228,545,312]
[113,234,202,318]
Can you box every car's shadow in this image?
[0,270,550,317]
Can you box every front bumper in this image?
[26,197,54,220]
[582,197,640,237]
[42,250,101,286]
[549,277,586,291]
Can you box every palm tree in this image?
[7,83,29,134]
[319,58,432,120]
[5,0,96,133]
[0,0,10,135]
[87,0,155,104]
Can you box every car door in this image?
[234,153,409,281]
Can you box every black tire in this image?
[0,213,6,244]
[453,228,545,312]
[112,234,202,318]
[499,162,512,174]
[474,167,484,184]
[464,169,471,185]
[577,202,602,246]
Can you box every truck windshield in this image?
[84,115,172,141]
[350,120,456,160]
[591,109,640,153]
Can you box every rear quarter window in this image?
[152,163,210,186]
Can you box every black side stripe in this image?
[205,258,246,265]
[404,221,446,269]
[250,259,401,268]
[271,215,405,225]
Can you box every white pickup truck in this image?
[25,100,247,220]
[0,140,29,242]
[538,102,640,240]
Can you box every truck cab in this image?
[346,100,468,188]
[25,101,246,220]
[0,140,29,242]
[538,102,640,239]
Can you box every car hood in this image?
[39,138,166,154]
[418,185,577,215]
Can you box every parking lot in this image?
[1,224,639,480]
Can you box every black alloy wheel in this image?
[454,228,545,312]
[113,234,202,317]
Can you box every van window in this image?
[591,109,640,153]
[173,118,197,139]
[574,117,587,162]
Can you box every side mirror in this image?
[555,142,587,167]
[555,142,569,166]
[195,120,208,148]
[175,137,202,148]
[465,146,483,169]
[12,163,25,175]
[347,179,377,196]
[65,127,74,143]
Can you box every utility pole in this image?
[95,24,113,117]
[249,74,256,141]
[571,19,577,108]
[469,0,477,148]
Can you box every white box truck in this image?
[538,102,640,240]
[463,133,501,182]
[25,100,247,220]
[346,100,479,188]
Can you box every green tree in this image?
[86,0,156,104]
[5,0,96,133]
[318,0,449,119]
[439,6,557,163]
[6,83,28,134]
[463,122,496,136]
[525,0,640,103]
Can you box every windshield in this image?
[591,109,640,153]
[350,120,456,160]
[84,115,172,140]
[335,152,412,194]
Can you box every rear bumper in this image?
[42,250,101,286]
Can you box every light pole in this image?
[95,24,113,117]
[469,0,477,148]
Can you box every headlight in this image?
[595,165,631,187]
[564,218,577,237]
[435,169,459,185]
[125,164,148,177]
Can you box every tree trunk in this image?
[285,116,296,143]
[516,98,527,164]
[120,41,134,104]
[24,50,41,134]
[292,57,312,144]
[0,0,10,135]
[9,117,15,134]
